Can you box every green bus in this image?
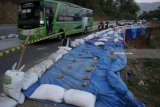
[18,0,94,41]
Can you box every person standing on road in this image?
[105,20,109,29]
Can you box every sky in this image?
[135,0,160,3]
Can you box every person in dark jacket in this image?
[105,21,109,29]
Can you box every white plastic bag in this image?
[30,84,66,103]
[0,94,18,107]
[3,68,24,101]
[17,93,25,104]
[40,59,54,69]
[94,42,104,46]
[64,89,96,107]
[22,72,38,90]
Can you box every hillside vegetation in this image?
[61,0,140,20]
[0,0,139,24]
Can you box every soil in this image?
[123,21,160,107]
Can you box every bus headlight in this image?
[40,20,44,24]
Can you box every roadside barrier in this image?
[0,25,98,57]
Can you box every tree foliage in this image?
[60,0,140,20]
[139,7,160,20]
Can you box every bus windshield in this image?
[18,1,44,29]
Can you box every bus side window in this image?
[45,1,57,16]
[80,9,87,17]
[87,10,93,17]
[67,6,74,17]
[58,4,67,21]
[74,7,81,21]
[59,4,67,16]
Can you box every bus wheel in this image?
[57,31,65,42]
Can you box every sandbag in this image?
[98,38,108,42]
[108,31,114,35]
[75,39,85,45]
[58,46,72,51]
[56,49,68,55]
[30,84,66,103]
[94,42,104,46]
[17,93,25,104]
[22,72,38,90]
[84,35,94,41]
[3,70,24,101]
[40,59,54,69]
[114,38,119,43]
[49,53,63,62]
[0,94,18,107]
[64,89,96,107]
[28,65,45,78]
[37,63,46,72]
[71,41,79,47]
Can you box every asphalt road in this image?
[0,38,23,51]
[0,30,98,93]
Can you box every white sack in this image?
[3,70,24,101]
[84,35,94,41]
[75,39,85,45]
[79,39,85,44]
[94,42,104,46]
[58,46,72,51]
[30,84,65,103]
[64,89,96,107]
[49,53,63,62]
[98,38,108,42]
[71,41,79,47]
[40,59,54,69]
[107,31,114,35]
[29,65,45,78]
[114,38,119,43]
[56,49,68,55]
[37,63,46,73]
[0,94,18,107]
[17,93,25,104]
[22,72,38,90]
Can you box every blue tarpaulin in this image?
[125,26,146,40]
[24,29,146,107]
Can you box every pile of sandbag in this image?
[49,46,72,62]
[26,46,71,79]
[30,84,96,107]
